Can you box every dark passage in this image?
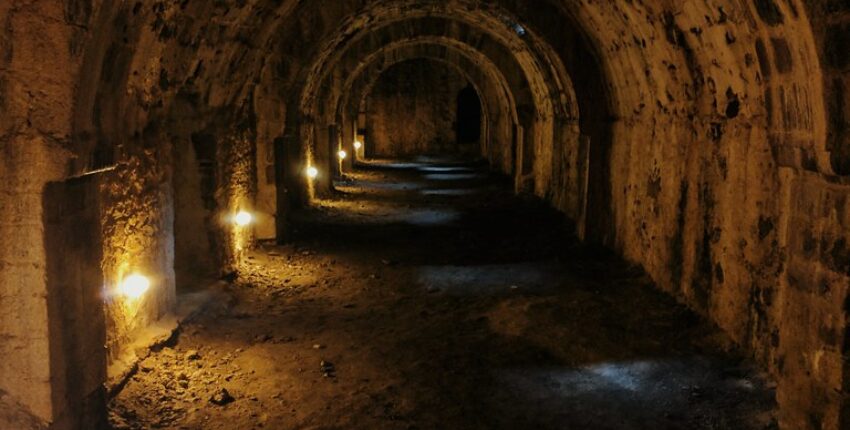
[456,85,482,144]
[109,159,776,430]
[4,3,848,430]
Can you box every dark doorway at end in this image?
[456,85,482,146]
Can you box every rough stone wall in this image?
[215,127,258,274]
[99,135,177,362]
[812,0,850,176]
[366,59,473,158]
[253,64,286,240]
[562,3,849,428]
[0,390,45,430]
[0,1,82,424]
[789,4,850,427]
[2,1,274,425]
[44,175,108,430]
[68,0,273,371]
[172,135,216,289]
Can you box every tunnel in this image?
[0,1,848,429]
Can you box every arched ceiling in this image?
[293,2,577,121]
[322,37,523,122]
[332,41,518,125]
[68,0,837,213]
[334,44,520,172]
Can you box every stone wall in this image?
[0,1,82,425]
[791,4,850,427]
[44,175,108,430]
[365,59,474,158]
[1,1,269,426]
[172,134,217,290]
[569,4,850,428]
[98,134,177,363]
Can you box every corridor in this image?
[110,160,776,429]
[2,2,848,428]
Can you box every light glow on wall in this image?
[338,150,348,160]
[306,166,319,179]
[353,140,363,150]
[234,210,253,226]
[120,274,150,299]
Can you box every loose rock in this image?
[210,388,235,406]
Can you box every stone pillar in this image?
[0,135,73,426]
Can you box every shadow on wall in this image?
[43,175,108,430]
[172,134,218,291]
[456,84,483,151]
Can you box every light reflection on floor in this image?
[416,262,563,295]
[357,160,432,170]
[314,200,461,227]
[403,209,461,226]
[424,173,485,181]
[419,188,483,196]
[417,166,477,174]
[498,359,767,428]
[335,180,426,192]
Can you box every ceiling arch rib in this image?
[326,38,520,127]
[306,34,526,183]
[351,57,495,157]
[297,5,578,122]
[310,29,537,150]
[296,12,582,188]
[338,42,516,126]
[267,0,596,204]
[301,26,571,194]
[330,43,519,172]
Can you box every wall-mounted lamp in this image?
[306,166,319,179]
[353,140,363,150]
[121,273,150,299]
[234,211,253,226]
[338,150,348,160]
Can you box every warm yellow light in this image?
[121,274,150,299]
[234,211,253,226]
[306,166,319,179]
[353,141,363,150]
[338,150,348,160]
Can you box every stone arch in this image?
[330,41,522,177]
[348,58,487,159]
[293,13,580,206]
[343,57,497,161]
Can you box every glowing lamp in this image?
[353,141,363,150]
[306,166,319,179]
[121,274,150,299]
[234,211,253,226]
[338,150,348,160]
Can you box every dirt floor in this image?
[109,158,778,430]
